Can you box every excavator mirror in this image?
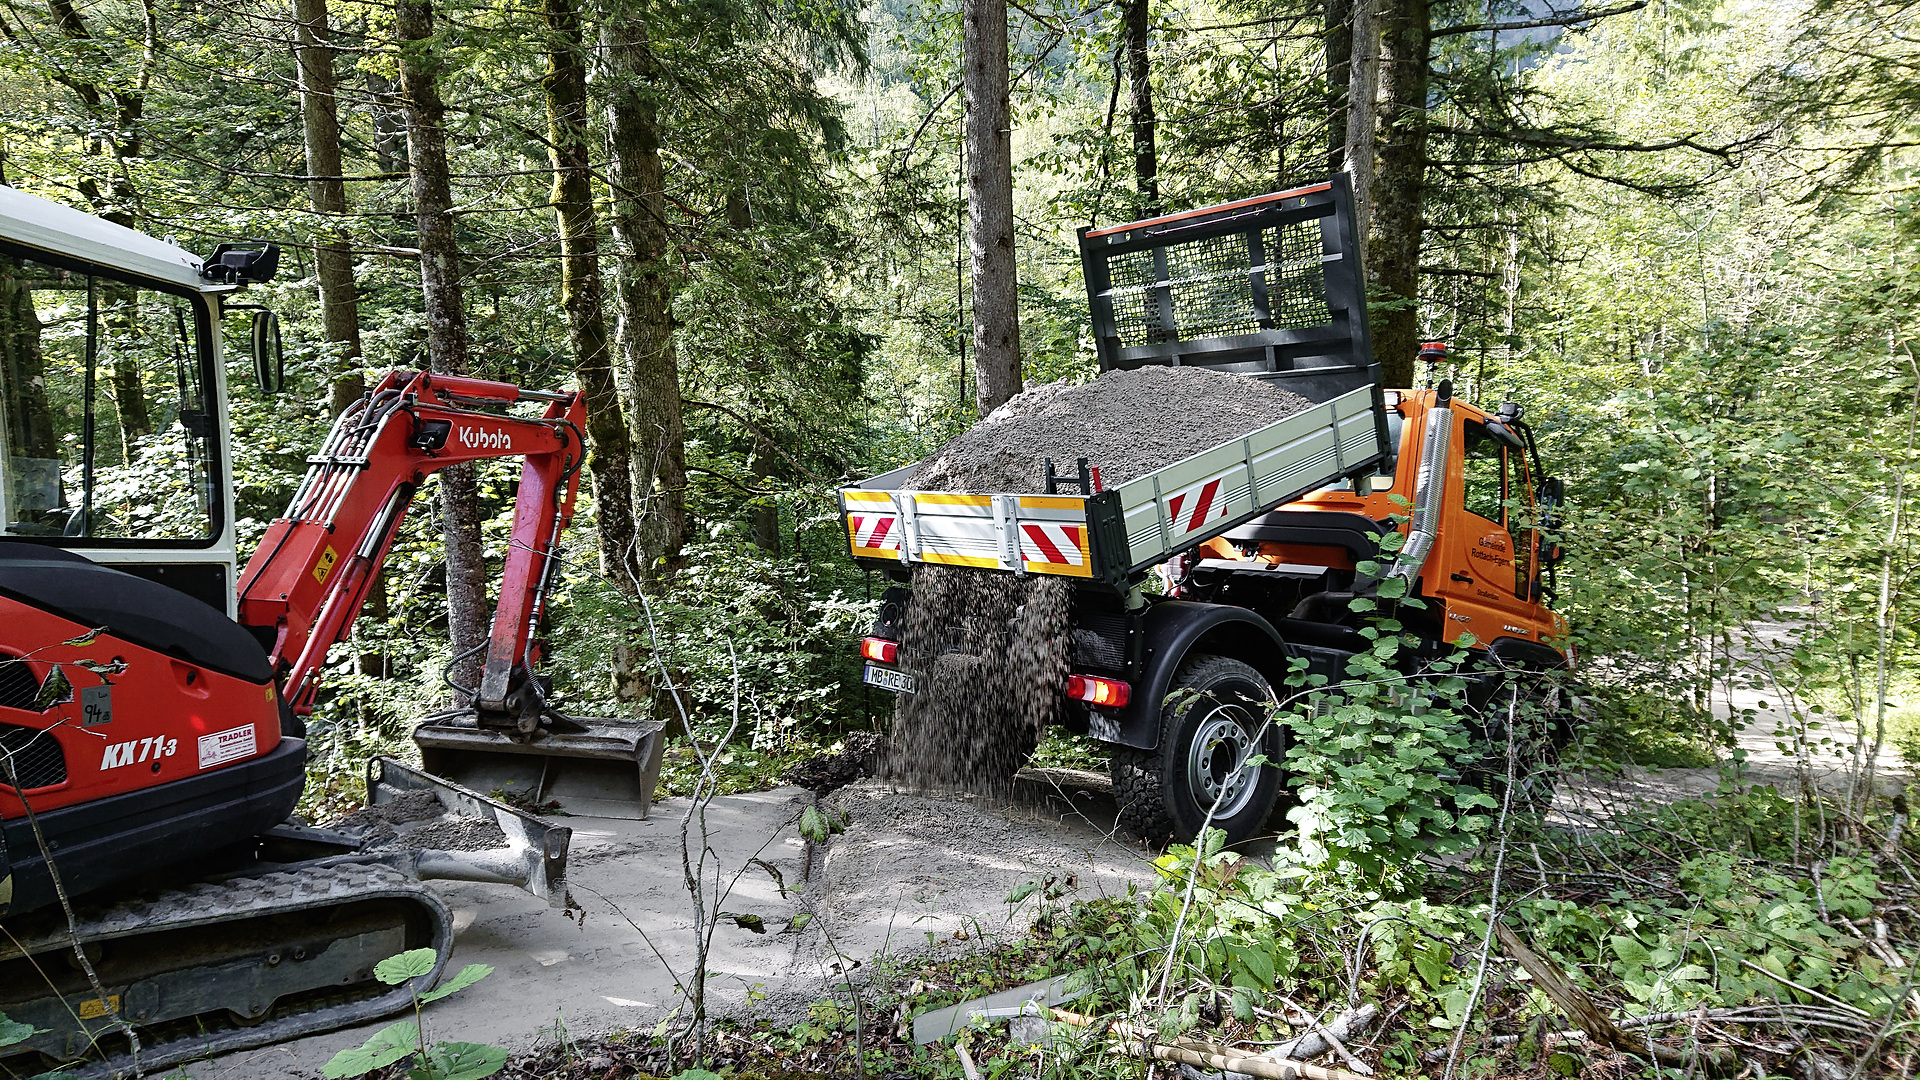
[250,310,285,395]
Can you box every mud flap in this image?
[409,713,667,820]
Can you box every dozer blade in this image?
[411,711,668,820]
[365,756,573,903]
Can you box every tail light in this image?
[1067,674,1130,708]
[859,637,899,664]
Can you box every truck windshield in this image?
[0,249,216,542]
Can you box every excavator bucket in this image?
[411,712,668,820]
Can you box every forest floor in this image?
[192,773,1160,1080]
[190,695,1907,1080]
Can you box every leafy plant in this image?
[322,949,502,1080]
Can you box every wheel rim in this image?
[1186,704,1262,820]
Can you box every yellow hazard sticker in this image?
[78,995,120,1020]
[312,546,339,584]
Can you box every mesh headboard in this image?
[1077,176,1378,404]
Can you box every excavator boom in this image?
[236,370,587,723]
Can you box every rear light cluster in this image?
[1068,674,1130,708]
[859,637,899,664]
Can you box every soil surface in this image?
[784,731,886,795]
[909,366,1313,493]
[197,774,1154,1080]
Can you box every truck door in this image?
[1433,417,1538,644]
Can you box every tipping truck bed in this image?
[841,178,1390,588]
[842,385,1384,586]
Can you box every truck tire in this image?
[1110,655,1286,847]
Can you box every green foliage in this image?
[323,951,501,1080]
[323,1022,422,1079]
[0,1012,35,1049]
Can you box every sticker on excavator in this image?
[312,545,339,584]
[77,996,120,1020]
[198,725,256,769]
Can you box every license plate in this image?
[862,663,916,695]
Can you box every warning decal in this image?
[198,725,257,770]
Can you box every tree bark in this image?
[1123,0,1159,215]
[1324,0,1351,173]
[1342,0,1379,271]
[395,0,490,695]
[1368,0,1429,389]
[293,0,365,418]
[605,16,687,578]
[963,0,1021,415]
[544,0,642,594]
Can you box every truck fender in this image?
[1088,601,1293,751]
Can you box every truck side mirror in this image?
[251,310,285,396]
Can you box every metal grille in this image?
[0,657,37,711]
[1102,218,1333,350]
[1261,218,1332,327]
[1105,249,1165,347]
[1167,234,1263,341]
[0,723,67,790]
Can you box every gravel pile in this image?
[910,365,1314,493]
[329,790,508,852]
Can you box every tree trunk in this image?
[1368,0,1429,389]
[963,0,1021,415]
[544,0,642,595]
[1123,0,1159,215]
[605,16,687,577]
[1325,0,1351,173]
[1342,0,1379,271]
[395,0,489,696]
[293,0,365,418]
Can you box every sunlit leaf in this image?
[418,963,492,1003]
[322,1021,418,1078]
[374,948,438,986]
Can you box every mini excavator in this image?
[0,188,659,1076]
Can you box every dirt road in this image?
[194,777,1158,1079]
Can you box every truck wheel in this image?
[1110,655,1285,847]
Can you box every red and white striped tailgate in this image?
[1020,522,1090,575]
[848,512,901,555]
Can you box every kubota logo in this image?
[458,426,511,450]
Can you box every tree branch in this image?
[1431,0,1645,38]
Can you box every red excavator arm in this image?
[237,371,587,727]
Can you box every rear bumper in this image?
[2,738,306,916]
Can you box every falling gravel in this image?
[892,366,1313,796]
[909,365,1315,493]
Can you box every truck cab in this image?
[1187,384,1569,681]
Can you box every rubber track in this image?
[1,860,454,1079]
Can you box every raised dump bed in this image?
[842,178,1390,589]
[841,383,1383,586]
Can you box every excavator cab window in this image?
[0,248,217,542]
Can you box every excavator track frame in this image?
[0,861,452,1079]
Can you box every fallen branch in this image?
[1494,922,1739,1075]
[1269,999,1377,1074]
[1048,1009,1374,1080]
